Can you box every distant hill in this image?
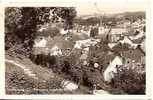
[74,11,145,25]
[115,11,145,20]
[77,11,145,18]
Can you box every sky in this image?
[74,0,149,15]
[5,0,150,15]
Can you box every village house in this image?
[98,26,105,34]
[60,28,68,35]
[103,56,123,83]
[33,36,49,55]
[140,39,145,53]
[129,31,145,44]
[123,20,131,28]
[118,36,138,49]
[49,45,63,56]
[120,46,145,63]
[74,39,100,49]
[108,43,118,49]
[111,28,127,35]
[103,40,145,83]
[109,34,122,43]
[33,36,47,48]
[47,36,74,56]
[33,35,74,57]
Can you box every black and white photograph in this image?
[5,1,147,95]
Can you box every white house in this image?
[50,45,63,56]
[60,29,68,35]
[119,36,132,44]
[108,43,117,49]
[119,36,138,49]
[33,37,47,48]
[74,39,100,49]
[129,31,144,40]
[140,40,145,53]
[98,26,105,34]
[103,56,123,83]
[94,63,99,68]
[111,28,127,35]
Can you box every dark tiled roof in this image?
[46,36,74,50]
[120,47,145,62]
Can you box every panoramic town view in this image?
[5,4,146,95]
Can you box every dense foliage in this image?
[113,63,145,94]
[5,7,77,56]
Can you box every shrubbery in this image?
[37,25,60,38]
[6,70,38,94]
[6,67,64,94]
[5,7,77,57]
[112,63,145,94]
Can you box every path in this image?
[5,59,39,80]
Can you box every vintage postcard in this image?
[0,0,152,99]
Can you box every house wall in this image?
[103,56,123,82]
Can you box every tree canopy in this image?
[5,7,77,55]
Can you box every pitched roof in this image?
[130,35,145,44]
[112,43,130,52]
[108,43,118,49]
[46,36,74,50]
[119,36,133,44]
[140,40,145,53]
[121,47,145,62]
[71,32,90,41]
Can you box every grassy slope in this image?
[5,54,90,94]
[5,54,63,94]
[6,54,54,81]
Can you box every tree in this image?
[5,7,77,56]
[5,7,54,49]
[53,7,77,29]
[113,63,145,94]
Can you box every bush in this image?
[6,71,38,94]
[112,63,145,94]
[37,25,60,38]
[5,7,77,57]
[6,65,63,94]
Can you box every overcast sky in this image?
[5,0,150,15]
[74,0,149,15]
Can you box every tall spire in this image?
[94,1,103,26]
